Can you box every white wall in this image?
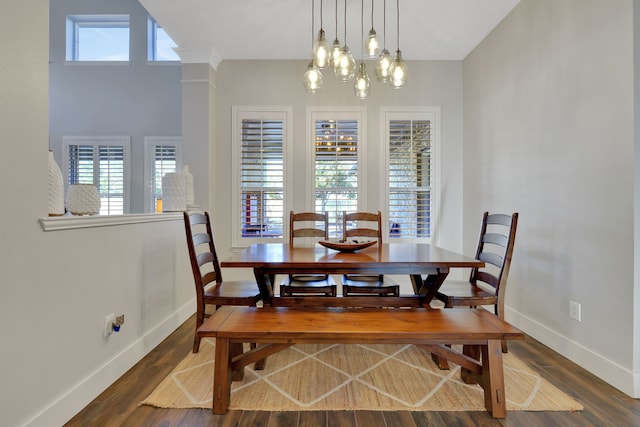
[0,2,194,426]
[463,0,637,395]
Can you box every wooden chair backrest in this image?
[289,211,328,245]
[470,212,518,299]
[184,211,223,295]
[342,211,383,245]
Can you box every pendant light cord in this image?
[344,0,347,44]
[335,0,338,37]
[361,0,364,60]
[383,0,386,48]
[371,0,374,29]
[396,0,400,49]
[311,0,315,50]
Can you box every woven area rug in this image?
[141,339,583,412]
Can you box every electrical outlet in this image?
[569,301,581,322]
[104,313,116,337]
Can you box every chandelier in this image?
[303,0,407,97]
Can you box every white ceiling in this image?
[139,0,520,66]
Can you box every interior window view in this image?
[6,1,639,426]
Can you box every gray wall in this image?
[49,0,181,213]
[463,0,637,395]
[210,60,466,274]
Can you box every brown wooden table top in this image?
[221,243,483,272]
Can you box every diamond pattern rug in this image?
[140,339,583,412]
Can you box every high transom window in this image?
[66,15,130,61]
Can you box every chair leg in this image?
[193,334,202,353]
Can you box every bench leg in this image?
[482,340,507,418]
[213,337,232,414]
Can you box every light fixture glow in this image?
[313,29,330,68]
[354,63,370,98]
[303,61,324,93]
[334,0,356,81]
[313,0,330,68]
[365,0,379,57]
[388,0,407,89]
[331,0,341,67]
[389,48,407,88]
[376,48,392,83]
[335,46,356,81]
[303,0,323,93]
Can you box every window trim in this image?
[306,106,367,216]
[381,107,441,243]
[144,137,182,213]
[147,16,180,62]
[62,136,131,215]
[231,106,293,248]
[65,14,131,63]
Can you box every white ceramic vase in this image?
[65,184,101,215]
[48,151,65,216]
[183,165,194,206]
[162,173,186,211]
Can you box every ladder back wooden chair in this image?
[184,211,261,352]
[435,211,519,353]
[341,211,400,297]
[279,211,337,297]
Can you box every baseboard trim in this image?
[505,306,639,398]
[23,300,195,427]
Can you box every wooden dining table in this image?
[221,242,484,307]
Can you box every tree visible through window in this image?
[314,119,359,237]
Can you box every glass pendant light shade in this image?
[313,29,330,68]
[303,61,323,93]
[389,48,407,89]
[366,28,379,57]
[375,48,393,83]
[354,63,370,99]
[331,38,342,68]
[334,46,356,81]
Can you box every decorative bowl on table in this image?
[318,239,377,252]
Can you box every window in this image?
[144,137,182,213]
[147,16,180,61]
[66,15,130,61]
[384,108,440,240]
[232,107,292,245]
[310,109,365,237]
[63,136,131,215]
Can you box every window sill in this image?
[64,60,132,66]
[39,212,183,232]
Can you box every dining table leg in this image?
[410,268,450,306]
[253,268,275,305]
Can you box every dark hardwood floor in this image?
[65,315,640,427]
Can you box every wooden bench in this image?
[197,306,524,418]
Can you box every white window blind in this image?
[144,137,182,213]
[64,136,130,215]
[314,119,359,237]
[240,118,284,238]
[388,119,432,238]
